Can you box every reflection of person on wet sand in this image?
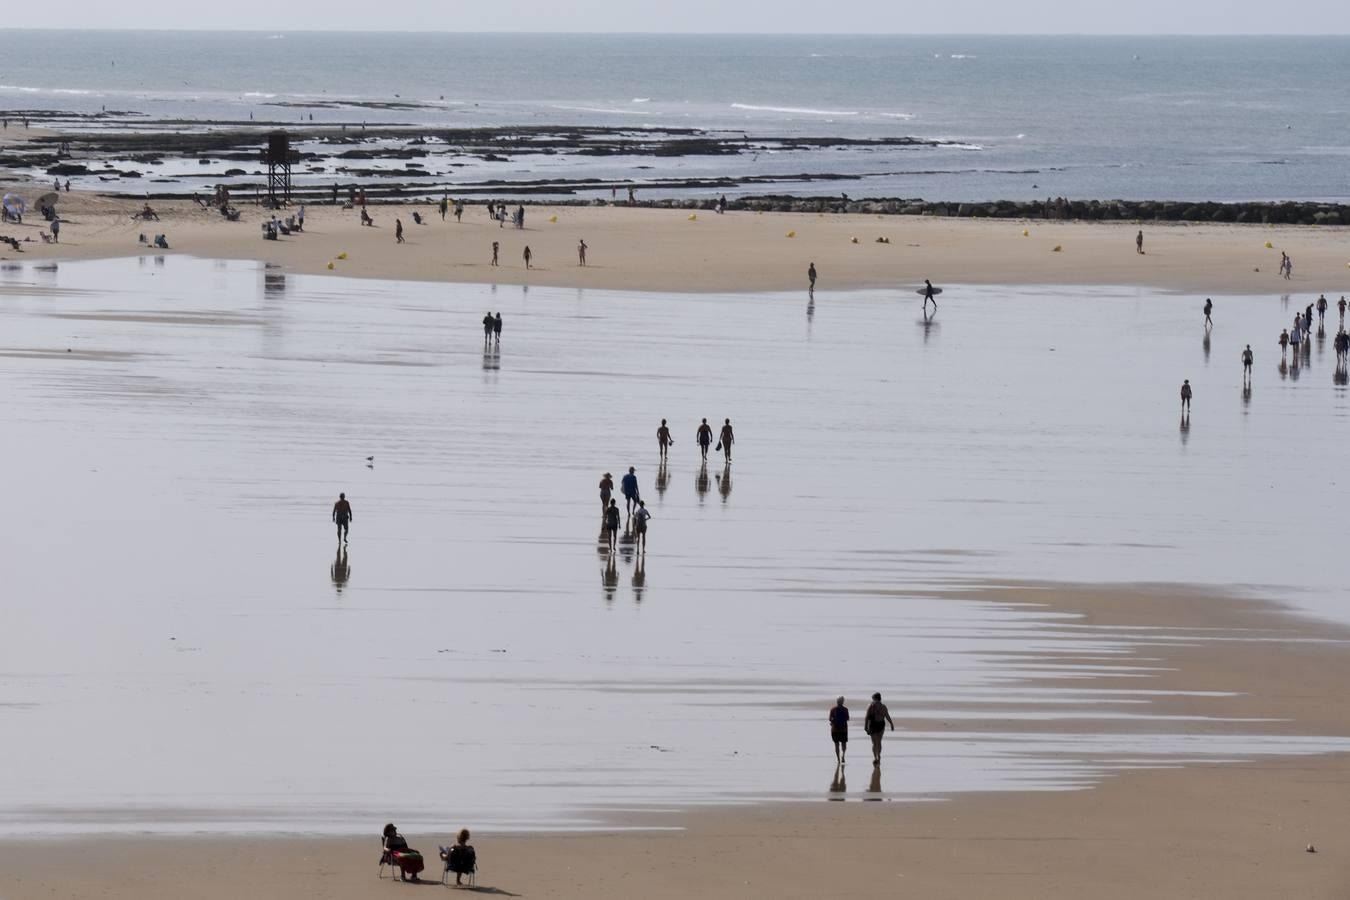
[695,462,711,502]
[602,553,619,601]
[331,546,350,592]
[332,492,352,543]
[829,763,846,799]
[829,696,850,764]
[865,763,882,799]
[657,419,672,459]
[696,418,713,460]
[604,499,621,550]
[632,554,646,602]
[655,460,669,497]
[716,462,732,503]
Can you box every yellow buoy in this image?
[337,252,348,260]
[1052,245,1063,252]
[327,262,335,270]
[1264,241,1273,249]
[549,215,558,223]
[786,230,796,238]
[688,213,697,221]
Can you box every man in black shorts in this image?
[332,492,353,543]
[864,691,894,766]
[828,696,850,764]
[696,418,713,461]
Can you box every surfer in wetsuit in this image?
[922,279,937,312]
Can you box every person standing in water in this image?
[829,696,850,764]
[718,418,735,463]
[1279,329,1290,358]
[696,418,713,461]
[332,492,353,543]
[633,500,651,551]
[657,419,672,459]
[1242,345,1254,381]
[492,312,502,345]
[620,466,640,515]
[482,312,495,346]
[598,472,614,517]
[1180,379,1192,412]
[921,278,937,313]
[578,239,588,267]
[808,262,817,294]
[604,499,621,551]
[1203,298,1213,330]
[864,692,894,766]
[1318,295,1328,325]
[1135,229,1144,254]
[1291,320,1303,356]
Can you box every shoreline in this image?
[3,580,1349,898]
[1,193,1346,295]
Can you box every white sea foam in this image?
[550,104,651,117]
[731,103,859,116]
[879,112,916,120]
[631,98,651,103]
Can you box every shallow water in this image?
[0,258,1347,834]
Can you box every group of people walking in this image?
[828,693,896,766]
[598,468,651,552]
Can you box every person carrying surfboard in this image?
[922,279,938,312]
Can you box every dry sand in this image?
[1,190,1346,295]
[3,582,1348,900]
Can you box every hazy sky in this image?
[6,0,1349,33]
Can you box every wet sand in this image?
[2,258,1350,896]
[1,192,1347,294]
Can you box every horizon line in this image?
[2,28,1348,37]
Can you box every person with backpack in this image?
[864,692,894,766]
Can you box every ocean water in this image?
[1,33,1349,201]
[1,257,1349,834]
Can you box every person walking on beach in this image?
[523,246,532,269]
[1339,296,1347,325]
[599,472,614,517]
[808,262,817,294]
[1135,229,1144,255]
[829,696,850,764]
[578,239,588,267]
[1285,255,1294,280]
[395,218,405,244]
[1317,294,1328,325]
[483,312,495,346]
[696,418,714,460]
[1180,379,1192,412]
[454,200,464,223]
[439,196,448,221]
[657,419,673,460]
[1279,328,1290,358]
[621,466,640,515]
[50,217,60,243]
[1291,320,1303,355]
[1203,298,1213,330]
[1242,344,1254,381]
[864,692,894,766]
[604,499,621,551]
[492,313,502,345]
[491,241,499,267]
[921,278,937,313]
[633,500,651,551]
[332,492,353,543]
[718,419,735,463]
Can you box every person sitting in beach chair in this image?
[439,829,477,888]
[360,208,374,227]
[379,823,425,882]
[153,234,170,250]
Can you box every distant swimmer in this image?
[1180,379,1192,411]
[921,278,937,312]
[482,312,495,346]
[493,312,502,344]
[633,499,651,551]
[1279,329,1290,357]
[332,492,353,543]
[808,262,817,294]
[491,241,499,267]
[718,418,735,463]
[657,419,673,459]
[1203,298,1213,329]
[1242,344,1254,379]
[578,239,588,267]
[829,696,850,764]
[864,692,895,766]
[621,466,640,515]
[696,418,713,461]
[604,499,621,551]
[523,245,532,269]
[1135,229,1144,255]
[598,472,614,516]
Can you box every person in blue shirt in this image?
[829,696,850,764]
[621,466,640,515]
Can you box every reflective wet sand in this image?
[1,258,1346,834]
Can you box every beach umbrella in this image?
[2,193,26,217]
